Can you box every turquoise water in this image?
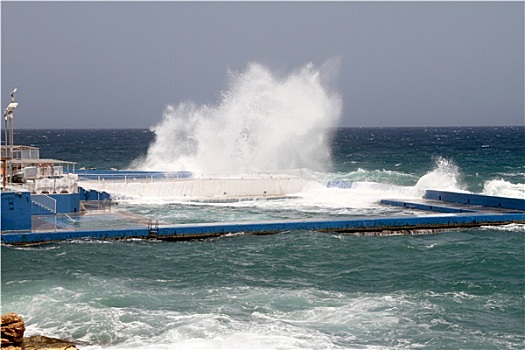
[2,127,524,349]
[2,229,524,349]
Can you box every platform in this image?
[1,190,524,245]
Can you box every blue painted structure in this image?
[1,191,32,231]
[78,187,111,201]
[382,190,524,215]
[2,189,524,245]
[380,199,478,213]
[326,180,356,189]
[1,211,524,245]
[30,193,81,215]
[424,190,525,210]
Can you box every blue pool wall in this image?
[1,191,32,231]
[425,190,525,211]
[78,187,111,201]
[31,193,81,215]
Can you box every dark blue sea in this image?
[2,126,524,349]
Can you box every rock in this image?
[23,335,78,350]
[1,314,78,350]
[2,346,22,350]
[1,312,25,346]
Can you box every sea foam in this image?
[482,178,525,199]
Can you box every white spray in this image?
[413,157,466,197]
[133,61,342,174]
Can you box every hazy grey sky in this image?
[1,1,523,128]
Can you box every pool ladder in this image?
[148,219,159,238]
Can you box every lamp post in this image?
[3,88,18,183]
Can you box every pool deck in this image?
[2,190,524,245]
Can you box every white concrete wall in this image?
[80,176,310,200]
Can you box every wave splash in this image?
[413,157,465,197]
[290,157,467,212]
[92,157,465,208]
[133,61,342,174]
[482,179,525,199]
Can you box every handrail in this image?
[75,169,319,182]
[76,171,192,182]
[31,194,57,214]
[64,213,76,223]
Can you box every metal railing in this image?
[76,169,321,183]
[31,194,57,214]
[76,171,193,183]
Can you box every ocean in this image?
[1,126,524,350]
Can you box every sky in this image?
[1,1,523,129]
